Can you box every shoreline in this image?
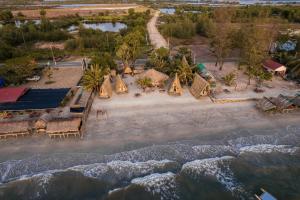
[0,86,299,162]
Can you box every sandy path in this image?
[147,11,168,49]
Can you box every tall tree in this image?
[149,47,170,73]
[208,8,234,70]
[116,30,143,68]
[0,56,37,85]
[238,23,270,85]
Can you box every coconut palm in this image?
[82,64,110,92]
[175,56,194,85]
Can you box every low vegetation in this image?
[158,5,300,83]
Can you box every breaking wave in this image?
[181,156,245,196]
[0,129,299,199]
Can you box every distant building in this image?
[262,59,286,76]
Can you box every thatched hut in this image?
[124,64,133,74]
[189,73,210,99]
[256,97,277,112]
[0,121,30,139]
[99,76,112,99]
[168,73,183,96]
[46,118,82,138]
[115,74,128,94]
[34,113,52,133]
[269,94,294,110]
[138,69,169,87]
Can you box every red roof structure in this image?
[0,87,28,103]
[263,59,285,71]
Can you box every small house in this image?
[46,118,82,138]
[99,76,112,99]
[256,97,277,112]
[168,73,183,96]
[0,121,30,139]
[262,59,286,76]
[115,74,128,94]
[189,73,210,99]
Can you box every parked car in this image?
[26,75,41,82]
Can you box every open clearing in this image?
[13,4,146,19]
[23,67,83,89]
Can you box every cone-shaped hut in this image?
[99,76,112,98]
[168,73,183,96]
[115,74,128,94]
[190,73,210,99]
[123,63,133,74]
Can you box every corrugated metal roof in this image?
[0,87,28,103]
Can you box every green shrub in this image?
[222,72,236,86]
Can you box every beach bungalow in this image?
[123,64,133,75]
[262,59,286,76]
[168,73,183,96]
[115,74,128,94]
[256,97,277,112]
[99,76,112,99]
[138,69,169,87]
[189,73,210,99]
[34,113,52,133]
[0,121,30,139]
[46,118,82,138]
[269,94,294,111]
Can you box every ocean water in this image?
[0,131,299,200]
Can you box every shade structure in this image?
[0,87,28,103]
[138,68,169,87]
[189,73,210,99]
[168,73,183,96]
[115,74,128,94]
[0,88,70,111]
[99,76,112,98]
[46,118,82,134]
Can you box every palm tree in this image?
[82,64,110,92]
[175,56,194,85]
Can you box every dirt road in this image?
[147,11,168,49]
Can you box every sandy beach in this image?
[0,75,299,163]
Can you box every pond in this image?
[82,22,127,32]
[159,8,176,15]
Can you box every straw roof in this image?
[168,73,183,96]
[124,64,133,74]
[115,74,128,94]
[46,118,81,134]
[190,73,210,99]
[256,97,277,112]
[269,94,294,110]
[0,121,29,134]
[99,76,112,99]
[138,69,169,86]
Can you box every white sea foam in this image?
[181,156,244,194]
[239,144,299,154]
[131,172,178,200]
[192,145,237,157]
[70,160,175,182]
